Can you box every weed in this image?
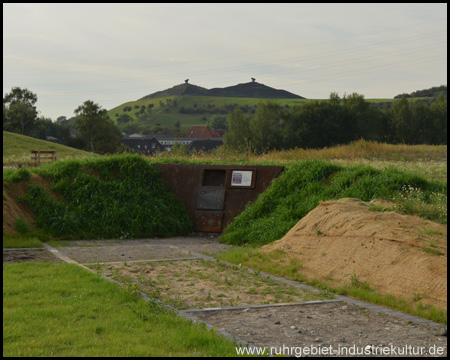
[14,218,32,234]
[421,246,444,256]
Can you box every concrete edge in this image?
[180,299,343,313]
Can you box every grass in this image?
[3,262,241,357]
[3,233,44,248]
[3,131,99,165]
[216,247,447,324]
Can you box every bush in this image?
[4,168,32,183]
[24,154,193,239]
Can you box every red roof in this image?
[186,125,213,138]
[211,129,226,137]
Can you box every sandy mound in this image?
[261,198,447,310]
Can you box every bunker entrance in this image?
[153,164,284,232]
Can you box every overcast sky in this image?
[3,3,447,120]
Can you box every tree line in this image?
[224,92,447,153]
[3,87,447,156]
[3,87,121,154]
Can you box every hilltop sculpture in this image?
[251,77,256,83]
[185,79,189,84]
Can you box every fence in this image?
[31,150,57,166]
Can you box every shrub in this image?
[24,154,193,239]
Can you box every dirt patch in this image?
[3,185,35,234]
[3,249,63,263]
[91,259,328,310]
[3,173,58,234]
[191,301,447,356]
[261,198,447,310]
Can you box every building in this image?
[121,132,223,153]
[186,125,214,138]
[120,134,166,155]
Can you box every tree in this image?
[391,96,413,143]
[74,100,121,153]
[224,107,252,152]
[342,92,381,141]
[208,115,228,131]
[3,87,39,136]
[117,113,132,125]
[170,141,187,156]
[251,100,283,153]
[430,94,447,145]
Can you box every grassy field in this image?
[154,139,447,183]
[3,131,99,165]
[3,262,240,357]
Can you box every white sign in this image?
[231,170,253,187]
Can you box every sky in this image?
[3,3,447,120]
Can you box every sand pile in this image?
[261,198,447,309]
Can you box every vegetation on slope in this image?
[220,160,447,246]
[4,155,193,239]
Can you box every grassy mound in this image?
[220,160,447,246]
[6,155,193,239]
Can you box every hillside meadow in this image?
[105,93,400,131]
[3,131,99,165]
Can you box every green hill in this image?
[106,81,441,135]
[107,81,308,134]
[3,131,98,164]
[394,85,447,99]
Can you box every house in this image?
[120,134,166,155]
[45,136,64,145]
[122,131,224,153]
[69,128,79,138]
[186,125,214,138]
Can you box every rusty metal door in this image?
[195,169,227,231]
[152,164,283,232]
